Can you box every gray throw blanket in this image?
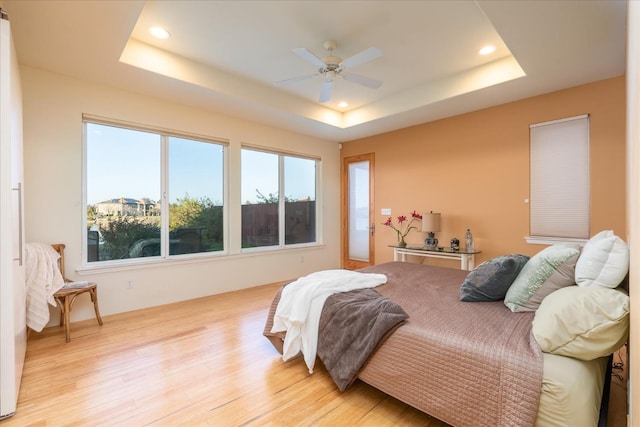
[264,286,408,391]
[317,288,408,390]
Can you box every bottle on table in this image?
[465,228,474,252]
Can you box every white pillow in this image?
[575,230,629,288]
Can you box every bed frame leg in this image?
[597,353,614,427]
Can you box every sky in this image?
[86,123,316,206]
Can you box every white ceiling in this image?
[1,0,627,143]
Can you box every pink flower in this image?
[383,210,422,240]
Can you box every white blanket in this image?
[271,269,387,373]
[25,243,65,332]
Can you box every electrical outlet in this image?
[381,208,391,215]
[126,279,134,289]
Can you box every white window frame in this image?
[526,114,590,245]
[240,145,321,252]
[81,115,229,267]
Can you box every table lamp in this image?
[422,212,441,250]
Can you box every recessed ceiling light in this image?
[149,27,170,40]
[338,101,349,108]
[479,45,496,56]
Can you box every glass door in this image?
[342,153,374,269]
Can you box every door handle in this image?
[12,182,23,266]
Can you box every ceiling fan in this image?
[275,40,382,103]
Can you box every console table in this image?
[391,245,481,271]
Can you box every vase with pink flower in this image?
[383,210,422,247]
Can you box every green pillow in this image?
[504,244,579,312]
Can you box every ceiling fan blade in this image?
[319,80,333,103]
[293,47,326,68]
[343,72,382,89]
[340,47,382,69]
[274,73,317,87]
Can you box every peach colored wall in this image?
[342,76,626,267]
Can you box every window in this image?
[528,115,590,243]
[241,148,317,249]
[84,120,225,263]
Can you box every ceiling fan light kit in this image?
[275,39,382,103]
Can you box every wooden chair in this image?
[51,244,103,342]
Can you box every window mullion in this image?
[161,135,169,258]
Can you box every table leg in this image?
[461,254,475,271]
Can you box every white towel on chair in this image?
[25,243,66,332]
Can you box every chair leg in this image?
[58,299,64,327]
[54,286,103,342]
[90,287,103,326]
[63,296,71,343]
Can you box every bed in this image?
[264,251,630,427]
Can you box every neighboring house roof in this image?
[97,198,156,205]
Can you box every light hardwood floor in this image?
[3,282,627,426]
[2,282,448,426]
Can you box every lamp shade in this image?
[422,212,441,232]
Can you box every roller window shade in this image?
[529,115,590,239]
